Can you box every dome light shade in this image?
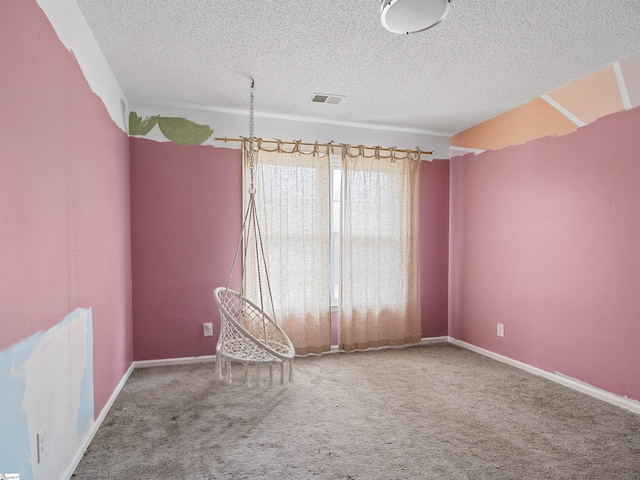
[380,0,450,34]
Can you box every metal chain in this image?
[249,78,255,193]
[225,78,277,328]
[248,79,276,326]
[247,78,262,312]
[224,78,255,294]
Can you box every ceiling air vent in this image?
[311,93,344,104]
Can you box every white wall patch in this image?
[0,308,94,480]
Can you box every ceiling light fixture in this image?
[380,0,451,34]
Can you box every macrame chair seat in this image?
[213,79,295,388]
[214,287,294,388]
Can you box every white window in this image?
[330,154,342,308]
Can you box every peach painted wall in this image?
[420,160,450,337]
[0,0,133,413]
[129,139,242,360]
[547,66,623,125]
[449,107,640,401]
[451,98,577,152]
[452,52,640,154]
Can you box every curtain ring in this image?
[342,143,353,158]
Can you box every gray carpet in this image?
[73,344,640,479]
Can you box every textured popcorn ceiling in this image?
[76,0,640,135]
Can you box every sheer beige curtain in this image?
[340,146,421,350]
[244,140,332,355]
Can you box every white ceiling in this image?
[76,0,640,136]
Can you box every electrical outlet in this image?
[37,425,48,463]
[203,322,213,337]
[497,323,504,337]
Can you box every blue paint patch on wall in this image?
[0,333,42,480]
[77,308,94,436]
[0,308,93,480]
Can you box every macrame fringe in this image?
[244,363,252,388]
[220,358,294,389]
[225,359,232,385]
[215,356,223,381]
[256,363,261,387]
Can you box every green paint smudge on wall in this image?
[129,112,159,136]
[128,111,214,145]
[157,117,214,145]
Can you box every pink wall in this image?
[420,160,450,337]
[129,138,242,360]
[0,0,133,412]
[130,142,448,357]
[449,107,640,401]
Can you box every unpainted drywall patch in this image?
[0,308,94,480]
[77,312,94,436]
[0,336,37,478]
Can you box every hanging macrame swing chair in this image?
[213,79,295,388]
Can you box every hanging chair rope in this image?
[214,79,294,388]
[223,79,277,327]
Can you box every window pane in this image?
[332,201,340,233]
[332,169,341,201]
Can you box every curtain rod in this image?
[213,137,434,156]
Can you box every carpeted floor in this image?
[73,344,640,479]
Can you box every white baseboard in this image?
[133,355,216,368]
[420,336,449,344]
[448,337,640,415]
[62,362,135,480]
